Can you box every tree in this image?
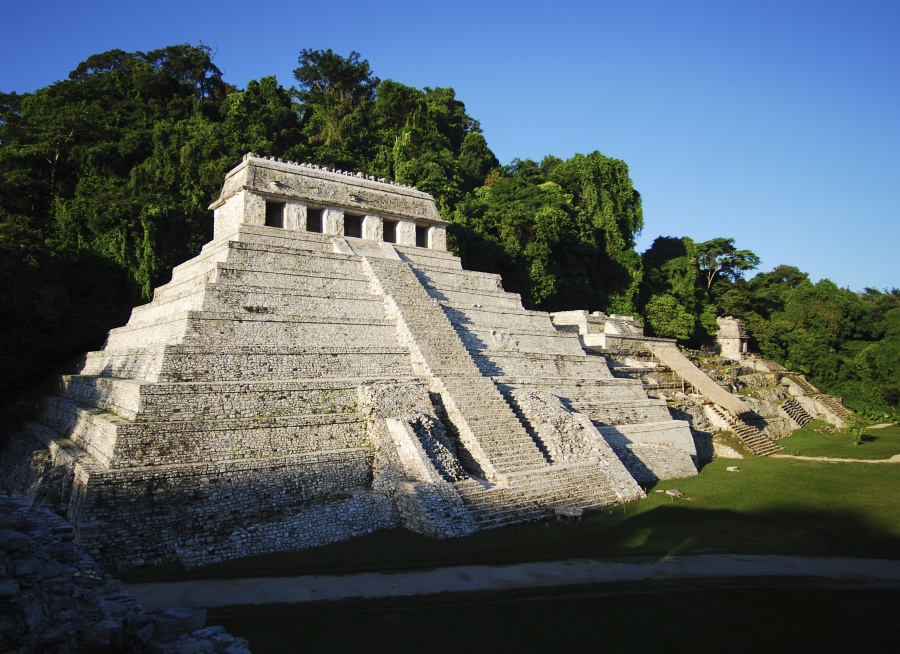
[222,76,306,161]
[644,294,695,340]
[696,237,760,292]
[548,152,644,313]
[293,49,379,168]
[0,44,235,395]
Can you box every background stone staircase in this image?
[780,398,814,428]
[815,394,850,421]
[708,404,783,456]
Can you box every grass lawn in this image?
[120,456,900,584]
[778,421,900,460]
[208,581,900,654]
[195,450,900,654]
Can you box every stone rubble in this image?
[0,491,250,653]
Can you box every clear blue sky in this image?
[3,0,898,291]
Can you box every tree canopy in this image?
[0,44,896,419]
[696,237,761,291]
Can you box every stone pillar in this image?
[363,215,383,241]
[429,225,447,251]
[284,202,306,231]
[396,219,416,247]
[244,193,266,228]
[323,208,344,236]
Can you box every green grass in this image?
[119,456,900,584]
[208,582,900,654]
[779,421,900,460]
[736,384,781,396]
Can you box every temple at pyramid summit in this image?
[6,154,700,568]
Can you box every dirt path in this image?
[771,453,900,463]
[124,555,900,609]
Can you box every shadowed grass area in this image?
[119,457,900,583]
[208,581,900,654]
[779,421,900,459]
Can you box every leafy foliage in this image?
[450,153,643,312]
[696,237,760,291]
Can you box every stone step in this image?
[232,224,336,250]
[816,394,850,419]
[105,313,401,350]
[426,288,524,310]
[154,345,414,383]
[60,375,423,422]
[708,404,783,457]
[394,245,464,270]
[780,398,813,427]
[213,265,371,296]
[473,353,614,380]
[784,374,819,395]
[454,463,620,527]
[37,394,372,468]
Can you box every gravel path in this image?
[771,453,900,463]
[125,555,900,608]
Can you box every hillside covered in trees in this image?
[1,45,897,419]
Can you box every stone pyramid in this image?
[8,154,697,568]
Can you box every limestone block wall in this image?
[391,481,477,538]
[442,304,559,333]
[68,450,375,566]
[202,286,386,321]
[39,392,371,470]
[472,352,613,380]
[456,327,583,357]
[153,345,414,383]
[60,377,371,422]
[411,266,505,294]
[395,245,463,271]
[79,346,169,382]
[212,189,250,241]
[608,444,697,485]
[322,208,343,235]
[173,493,397,568]
[595,420,698,483]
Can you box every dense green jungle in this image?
[1,45,897,419]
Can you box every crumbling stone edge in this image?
[0,490,251,653]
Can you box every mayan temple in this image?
[9,154,698,568]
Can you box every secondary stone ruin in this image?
[3,154,697,569]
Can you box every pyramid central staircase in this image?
[358,244,637,526]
